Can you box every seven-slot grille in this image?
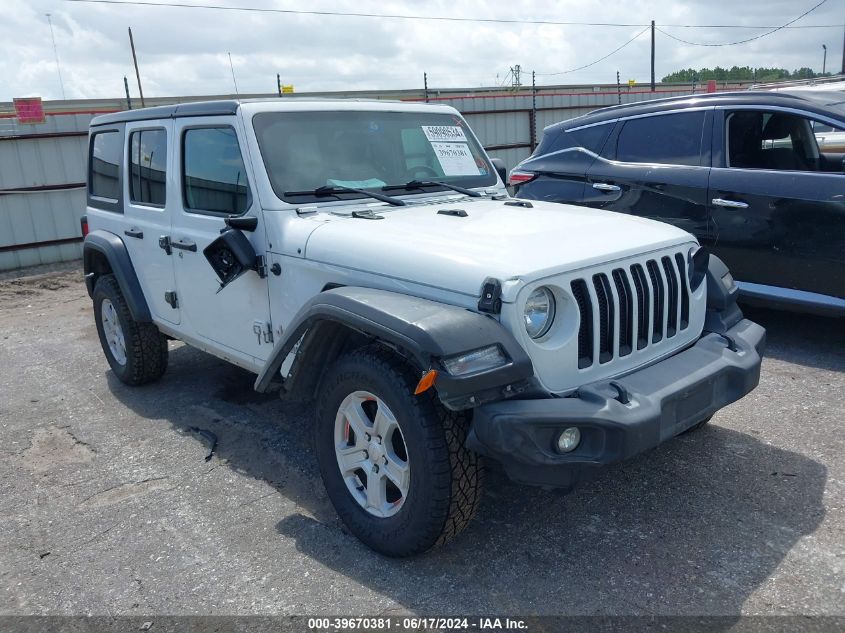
[571,252,690,369]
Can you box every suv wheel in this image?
[93,274,168,385]
[315,345,483,556]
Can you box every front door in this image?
[708,108,845,300]
[123,120,180,324]
[583,110,713,244]
[170,117,273,367]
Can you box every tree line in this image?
[662,66,830,83]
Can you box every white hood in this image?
[304,198,695,300]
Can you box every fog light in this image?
[557,427,581,453]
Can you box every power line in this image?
[536,27,651,76]
[657,0,829,46]
[61,0,841,29]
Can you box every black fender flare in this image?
[83,230,152,322]
[703,253,743,334]
[254,287,536,411]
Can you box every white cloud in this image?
[1,0,842,101]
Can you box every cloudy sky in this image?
[2,0,843,102]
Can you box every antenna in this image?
[228,52,240,96]
[45,14,67,100]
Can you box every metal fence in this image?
[0,81,751,271]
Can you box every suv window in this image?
[90,131,122,200]
[182,127,250,215]
[616,112,705,166]
[727,110,844,172]
[129,129,167,206]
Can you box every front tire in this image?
[315,345,483,556]
[93,274,168,386]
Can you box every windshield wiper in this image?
[382,180,482,197]
[284,185,405,206]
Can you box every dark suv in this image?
[512,91,845,316]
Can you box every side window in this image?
[182,127,250,215]
[616,112,705,166]
[569,123,613,156]
[726,110,838,172]
[129,129,167,206]
[90,131,122,200]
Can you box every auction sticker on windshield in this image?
[430,142,481,175]
[422,125,468,143]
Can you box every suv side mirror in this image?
[490,157,507,184]
[203,228,257,291]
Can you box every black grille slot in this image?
[630,264,650,350]
[675,253,689,330]
[646,260,664,343]
[612,269,633,357]
[662,256,679,338]
[571,279,593,368]
[592,273,615,364]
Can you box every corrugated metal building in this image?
[0,81,750,271]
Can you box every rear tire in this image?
[93,274,168,386]
[314,344,483,557]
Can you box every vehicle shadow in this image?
[108,343,827,618]
[741,305,844,372]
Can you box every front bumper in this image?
[466,318,766,489]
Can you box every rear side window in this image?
[182,127,250,215]
[616,112,705,166]
[129,129,167,206]
[90,131,122,200]
[569,124,613,155]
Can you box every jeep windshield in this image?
[252,110,498,204]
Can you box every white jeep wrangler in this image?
[82,99,765,556]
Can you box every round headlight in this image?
[524,286,555,339]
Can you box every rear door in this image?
[707,108,845,300]
[583,110,713,242]
[122,120,180,324]
[170,116,273,368]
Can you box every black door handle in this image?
[124,228,144,239]
[171,239,197,252]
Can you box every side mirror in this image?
[203,229,257,291]
[490,157,508,185]
[225,215,258,232]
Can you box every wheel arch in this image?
[83,230,152,323]
[254,287,535,411]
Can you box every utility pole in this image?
[124,76,132,110]
[531,70,537,150]
[841,24,844,74]
[650,20,656,92]
[823,44,827,75]
[128,27,145,108]
[277,73,282,97]
[424,72,429,103]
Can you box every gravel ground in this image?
[0,261,843,617]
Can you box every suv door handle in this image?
[124,228,143,239]
[592,182,621,192]
[712,198,749,209]
[171,239,197,252]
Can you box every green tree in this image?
[661,66,828,83]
